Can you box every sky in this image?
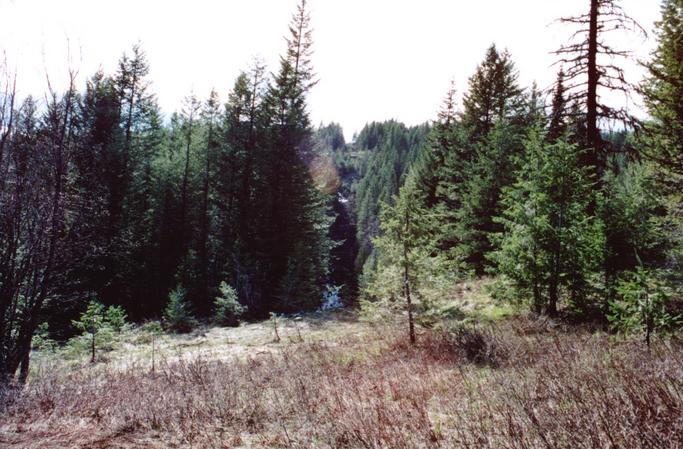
[0,0,662,140]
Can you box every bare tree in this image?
[554,0,645,175]
[0,70,78,384]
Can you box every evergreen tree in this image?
[600,160,671,309]
[163,285,197,333]
[258,0,333,313]
[494,129,603,314]
[547,70,568,143]
[366,177,436,344]
[461,44,522,142]
[641,0,683,184]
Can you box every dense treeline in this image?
[330,121,429,280]
[366,0,683,343]
[0,0,336,382]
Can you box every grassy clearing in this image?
[1,305,682,448]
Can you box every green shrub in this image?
[105,305,128,332]
[608,267,681,346]
[214,281,246,327]
[31,322,56,351]
[71,299,128,362]
[163,285,197,333]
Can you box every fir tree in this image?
[641,0,683,184]
[494,129,603,314]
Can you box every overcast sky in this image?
[0,0,662,140]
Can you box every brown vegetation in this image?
[1,316,682,448]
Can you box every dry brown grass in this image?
[1,315,682,448]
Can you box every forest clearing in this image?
[2,0,683,447]
[2,283,681,448]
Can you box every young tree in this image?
[609,266,680,347]
[163,285,197,333]
[367,178,436,344]
[71,300,127,363]
[494,129,603,315]
[600,161,671,307]
[214,281,246,327]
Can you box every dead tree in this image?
[554,0,645,176]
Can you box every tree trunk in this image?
[91,332,96,363]
[180,110,194,242]
[404,209,416,345]
[586,0,601,176]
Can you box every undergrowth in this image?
[1,315,681,448]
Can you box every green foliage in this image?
[214,281,246,326]
[493,129,603,314]
[31,322,56,351]
[608,267,681,345]
[353,121,430,275]
[363,177,454,323]
[461,44,523,141]
[600,160,671,304]
[457,118,527,274]
[105,305,129,333]
[163,285,197,333]
[641,0,683,182]
[71,300,105,335]
[135,321,164,345]
[71,300,129,362]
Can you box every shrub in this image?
[31,322,56,351]
[105,305,129,332]
[442,321,501,366]
[71,299,128,362]
[163,285,197,333]
[608,267,681,346]
[214,281,246,327]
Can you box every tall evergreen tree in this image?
[641,0,683,184]
[461,44,522,142]
[258,0,332,313]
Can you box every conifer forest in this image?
[1,1,683,447]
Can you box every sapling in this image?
[214,281,247,326]
[270,312,281,343]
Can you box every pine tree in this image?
[641,0,683,184]
[547,70,568,143]
[367,177,435,344]
[600,160,671,309]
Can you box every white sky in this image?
[0,0,661,140]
